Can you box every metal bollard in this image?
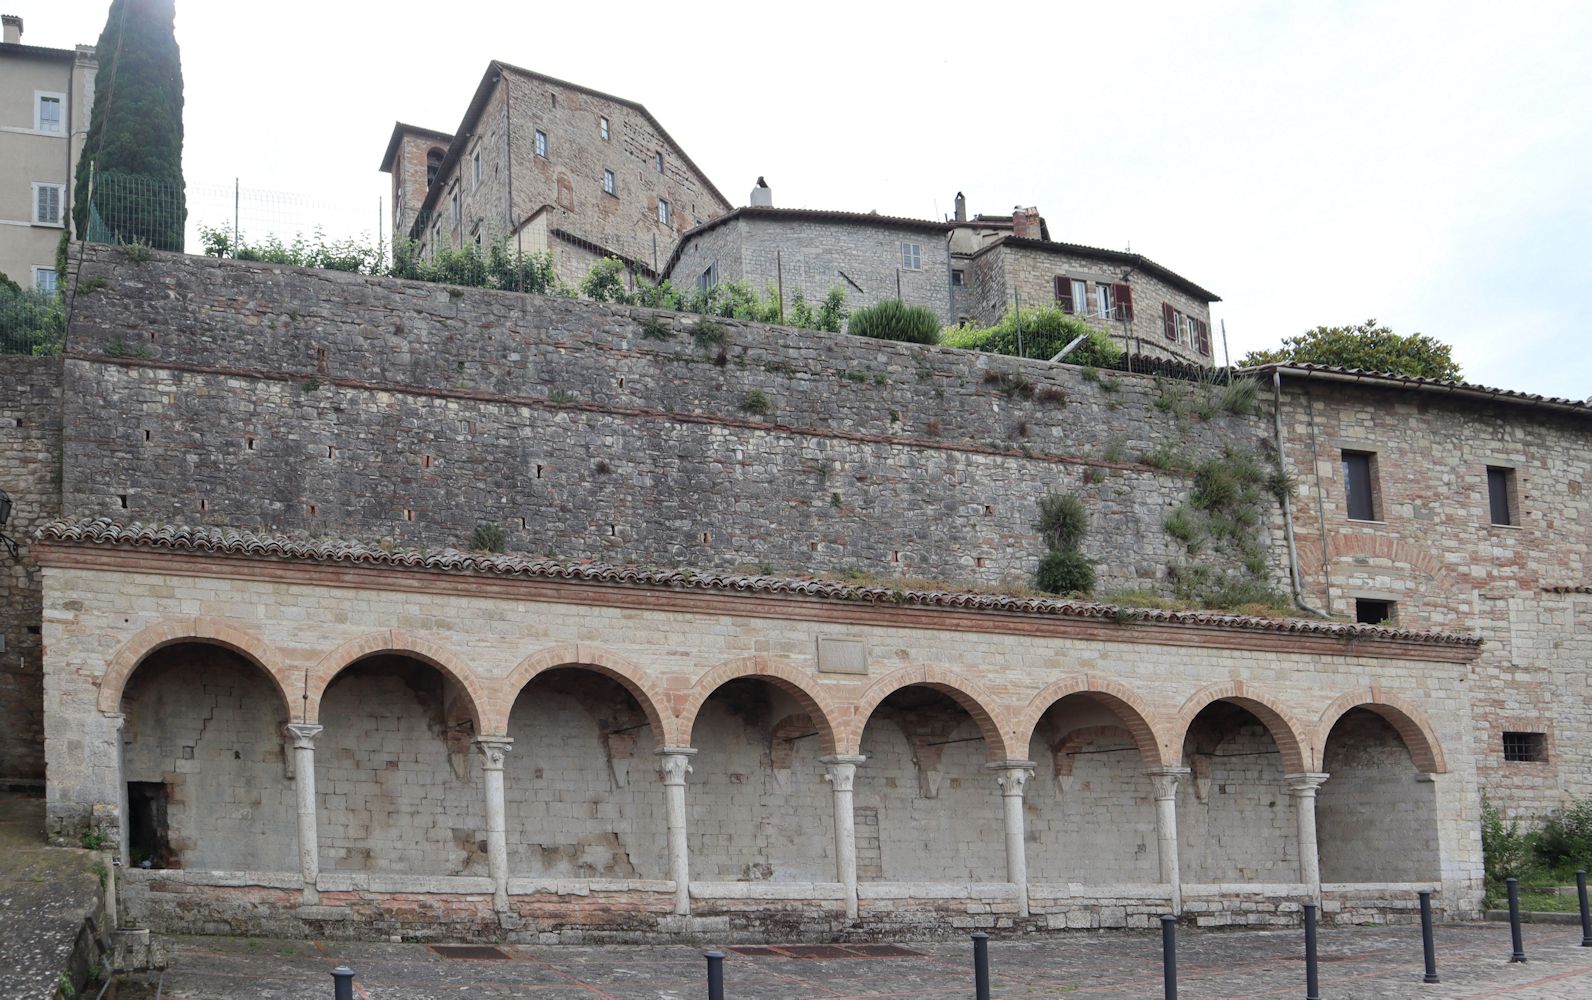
[705,950,725,1000]
[971,931,991,1000]
[1160,914,1178,1000]
[1303,903,1321,1000]
[1579,870,1591,948]
[1507,877,1527,963]
[1419,890,1439,984]
[330,966,355,1000]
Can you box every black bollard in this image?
[1579,870,1591,948]
[1419,890,1439,984]
[1160,914,1178,1000]
[1507,877,1527,963]
[330,966,355,1000]
[705,950,725,1000]
[972,931,991,1000]
[1303,902,1321,1000]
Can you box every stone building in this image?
[0,15,95,293]
[380,62,730,286]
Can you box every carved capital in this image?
[474,736,514,771]
[655,746,697,785]
[1285,771,1331,797]
[820,754,866,792]
[987,760,1037,797]
[1144,766,1192,800]
[285,724,324,750]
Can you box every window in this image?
[32,183,64,226]
[1342,449,1379,520]
[1487,466,1517,526]
[654,151,664,173]
[603,168,616,195]
[1162,304,1183,341]
[657,198,670,225]
[1354,598,1394,625]
[697,261,718,292]
[1057,277,1086,314]
[534,130,548,158]
[599,116,610,140]
[471,150,481,190]
[1502,732,1547,763]
[951,269,964,286]
[36,92,64,133]
[450,189,461,227]
[425,147,445,188]
[1192,317,1211,355]
[33,267,57,294]
[1095,283,1114,319]
[900,242,922,270]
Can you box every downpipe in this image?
[1273,371,1329,618]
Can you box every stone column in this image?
[475,736,514,912]
[1287,772,1331,898]
[284,724,324,904]
[989,760,1036,918]
[822,754,867,920]
[1146,766,1191,914]
[656,747,697,916]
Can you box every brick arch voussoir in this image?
[1314,688,1447,774]
[680,655,842,755]
[1013,675,1169,768]
[848,664,1015,761]
[1325,535,1456,592]
[303,629,489,732]
[494,643,670,742]
[1174,681,1311,774]
[99,616,295,721]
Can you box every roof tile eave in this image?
[33,519,1482,649]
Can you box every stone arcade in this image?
[39,523,1478,941]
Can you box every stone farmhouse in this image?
[380,62,731,287]
[1,242,1585,943]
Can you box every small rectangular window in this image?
[658,198,670,225]
[603,169,616,195]
[1502,731,1547,763]
[34,267,57,294]
[900,242,922,271]
[600,116,610,140]
[1342,449,1379,521]
[36,93,64,133]
[1095,283,1115,319]
[1487,466,1517,526]
[534,129,548,158]
[1354,598,1394,625]
[471,150,481,189]
[450,189,461,226]
[32,183,64,226]
[697,261,718,292]
[951,269,964,287]
[654,151,664,173]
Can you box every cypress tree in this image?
[70,0,185,250]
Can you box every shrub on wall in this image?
[944,308,1122,367]
[1033,493,1094,596]
[846,300,941,345]
[1037,550,1095,595]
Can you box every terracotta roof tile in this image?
[1246,363,1592,418]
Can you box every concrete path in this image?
[0,792,104,1000]
[112,921,1592,999]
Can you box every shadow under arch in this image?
[1012,675,1169,769]
[1172,680,1311,774]
[1314,688,1447,774]
[846,665,1014,760]
[679,655,843,755]
[99,617,294,719]
[493,643,670,741]
[304,629,487,731]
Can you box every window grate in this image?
[1502,731,1546,763]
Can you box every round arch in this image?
[492,643,670,741]
[846,665,1015,760]
[1173,681,1311,774]
[679,655,843,755]
[1012,675,1169,768]
[99,617,294,719]
[1314,688,1447,774]
[304,629,489,731]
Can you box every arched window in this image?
[425,147,445,188]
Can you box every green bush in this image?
[847,299,941,344]
[1482,796,1535,897]
[579,257,632,303]
[0,281,66,355]
[1037,551,1096,595]
[948,308,1123,367]
[1037,495,1088,551]
[470,523,506,553]
[1535,797,1592,871]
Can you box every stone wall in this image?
[0,355,60,785]
[1317,709,1439,883]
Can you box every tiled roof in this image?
[35,519,1481,647]
[1247,363,1592,419]
[969,236,1222,303]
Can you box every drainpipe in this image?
[1273,370,1329,617]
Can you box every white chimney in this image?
[954,191,966,223]
[750,176,772,208]
[2,15,22,45]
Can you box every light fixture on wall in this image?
[0,489,19,559]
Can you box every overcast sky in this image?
[32,0,1592,398]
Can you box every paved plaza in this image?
[111,922,1592,999]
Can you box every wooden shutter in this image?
[1115,284,1134,321]
[1054,276,1073,313]
[1162,303,1177,340]
[1197,319,1211,355]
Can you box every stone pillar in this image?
[475,736,514,912]
[1287,772,1331,898]
[822,754,866,920]
[656,747,696,916]
[284,724,323,904]
[1146,766,1191,914]
[989,760,1036,918]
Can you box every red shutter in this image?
[1115,284,1134,321]
[1054,275,1073,313]
[1197,320,1212,355]
[1162,303,1176,340]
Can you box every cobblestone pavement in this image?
[0,793,103,1000]
[111,921,1592,999]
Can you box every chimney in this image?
[1012,206,1041,240]
[750,176,772,208]
[2,15,22,44]
[954,191,966,223]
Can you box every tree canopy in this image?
[1240,319,1462,381]
[70,0,186,250]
